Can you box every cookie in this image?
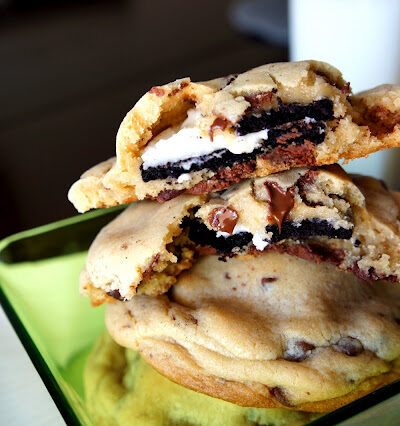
[68,61,400,212]
[85,332,321,425]
[81,166,400,304]
[80,194,202,302]
[190,165,400,283]
[106,253,400,411]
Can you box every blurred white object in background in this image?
[289,0,400,187]
[230,0,288,46]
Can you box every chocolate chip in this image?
[354,239,361,247]
[264,181,295,233]
[168,81,189,97]
[142,254,160,281]
[149,87,165,97]
[270,387,293,407]
[333,337,364,356]
[209,117,231,141]
[155,189,184,202]
[245,91,276,110]
[208,207,239,235]
[261,277,277,285]
[223,74,238,88]
[225,273,231,279]
[186,217,252,255]
[284,340,315,362]
[107,289,123,301]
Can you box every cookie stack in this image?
[69,61,400,422]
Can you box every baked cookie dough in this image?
[80,166,400,303]
[190,165,400,284]
[106,253,400,411]
[79,194,203,304]
[85,332,321,425]
[68,61,400,212]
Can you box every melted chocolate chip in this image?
[362,105,400,136]
[333,337,364,356]
[296,170,322,207]
[245,90,276,109]
[264,182,295,233]
[208,207,239,234]
[209,117,231,141]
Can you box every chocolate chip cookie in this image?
[80,166,400,304]
[68,61,400,212]
[106,253,400,411]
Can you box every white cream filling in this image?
[177,173,191,183]
[215,223,251,238]
[252,232,269,251]
[216,224,269,251]
[141,109,269,170]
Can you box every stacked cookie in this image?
[69,61,400,420]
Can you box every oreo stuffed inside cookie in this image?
[68,61,400,212]
[190,164,400,283]
[105,252,400,412]
[80,165,400,306]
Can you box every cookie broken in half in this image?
[80,165,400,305]
[68,61,400,212]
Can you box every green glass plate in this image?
[0,208,399,425]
